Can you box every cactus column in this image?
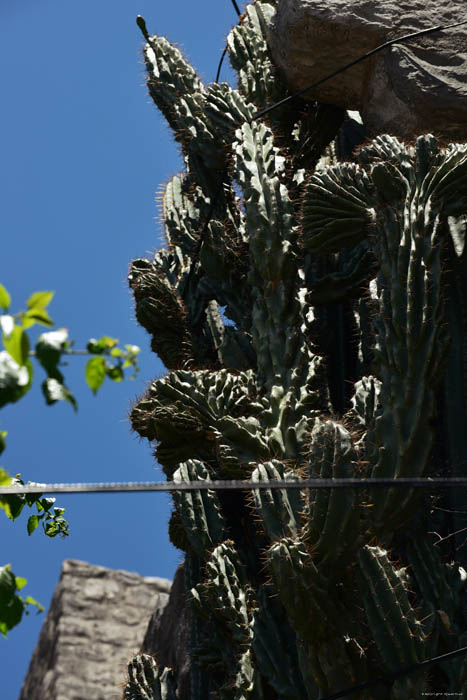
[127,3,467,698]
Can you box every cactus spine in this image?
[129,3,467,697]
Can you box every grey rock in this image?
[141,562,190,700]
[19,560,171,700]
[268,0,467,141]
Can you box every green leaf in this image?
[3,326,30,366]
[0,592,23,636]
[27,514,39,535]
[124,344,141,354]
[0,355,33,408]
[0,565,24,634]
[106,364,124,382]
[0,496,21,521]
[42,378,77,411]
[122,344,141,375]
[25,491,41,507]
[85,356,106,394]
[0,474,24,524]
[22,309,54,330]
[26,290,54,311]
[43,515,69,537]
[0,467,11,485]
[22,596,44,613]
[0,476,25,521]
[86,336,118,354]
[0,565,43,636]
[0,285,11,312]
[35,329,68,380]
[0,564,44,637]
[0,431,6,456]
[14,576,27,591]
[0,565,16,605]
[37,497,55,512]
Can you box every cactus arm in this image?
[233,120,297,391]
[367,137,455,527]
[189,542,260,698]
[251,584,309,698]
[305,241,378,306]
[358,547,425,672]
[123,655,177,700]
[129,256,196,371]
[301,163,376,254]
[250,460,302,540]
[227,3,284,111]
[303,420,361,569]
[267,538,368,695]
[130,369,269,477]
[172,459,226,556]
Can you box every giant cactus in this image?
[129,3,467,697]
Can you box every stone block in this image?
[19,560,171,700]
[268,0,467,140]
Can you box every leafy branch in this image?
[0,466,66,637]
[0,564,43,638]
[0,283,140,411]
[0,283,141,636]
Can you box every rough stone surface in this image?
[19,560,171,700]
[141,562,191,700]
[268,0,467,140]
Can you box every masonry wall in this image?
[19,560,171,700]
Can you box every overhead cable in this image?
[3,477,467,496]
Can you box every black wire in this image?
[252,19,467,122]
[321,645,467,700]
[230,0,241,17]
[215,45,229,83]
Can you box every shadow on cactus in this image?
[129,2,467,697]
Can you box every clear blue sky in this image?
[0,1,244,696]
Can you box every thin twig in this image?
[29,349,91,356]
[429,527,467,546]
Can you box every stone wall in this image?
[268,0,467,141]
[19,560,171,700]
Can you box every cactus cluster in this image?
[129,2,467,697]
